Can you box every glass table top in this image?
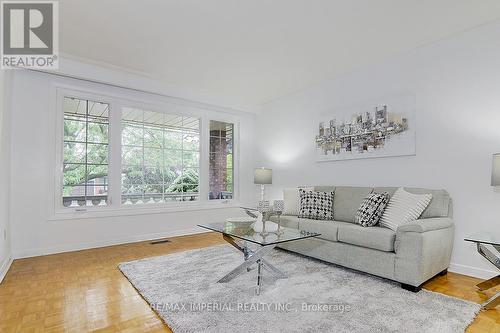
[198,221,321,246]
[464,233,500,247]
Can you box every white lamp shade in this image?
[254,168,272,185]
[492,154,500,186]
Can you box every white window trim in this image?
[118,100,204,203]
[51,84,241,219]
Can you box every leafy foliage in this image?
[166,169,199,193]
[63,116,109,195]
[62,107,241,203]
[120,124,199,196]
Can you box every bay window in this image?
[57,88,237,212]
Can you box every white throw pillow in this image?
[283,187,313,216]
[379,187,432,231]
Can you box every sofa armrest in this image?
[396,218,453,233]
[394,218,454,287]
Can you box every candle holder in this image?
[258,200,271,236]
[273,200,285,235]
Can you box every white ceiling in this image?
[60,0,500,109]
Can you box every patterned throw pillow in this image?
[380,188,433,231]
[298,189,334,220]
[354,192,390,227]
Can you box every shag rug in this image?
[119,245,480,333]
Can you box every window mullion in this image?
[199,116,209,202]
[141,112,146,203]
[84,100,89,204]
[108,99,122,208]
[232,122,239,202]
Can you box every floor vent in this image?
[150,239,171,245]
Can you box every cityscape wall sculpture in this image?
[316,94,416,161]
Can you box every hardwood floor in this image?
[0,232,498,332]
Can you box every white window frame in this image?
[51,85,240,219]
[119,101,202,205]
[54,88,116,211]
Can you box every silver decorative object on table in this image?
[258,200,271,236]
[273,200,285,235]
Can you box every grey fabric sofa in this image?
[273,186,454,292]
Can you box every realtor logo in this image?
[1,1,58,69]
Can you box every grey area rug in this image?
[119,245,480,333]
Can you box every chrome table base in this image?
[218,234,287,295]
[476,243,500,309]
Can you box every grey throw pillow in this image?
[354,192,390,227]
[298,189,334,220]
[380,188,432,231]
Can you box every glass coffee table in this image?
[198,221,320,294]
[464,234,500,309]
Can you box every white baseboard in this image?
[14,232,498,281]
[0,255,13,283]
[13,227,208,259]
[13,227,498,283]
[449,262,498,280]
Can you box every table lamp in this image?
[492,154,500,186]
[254,167,272,200]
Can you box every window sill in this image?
[48,200,241,221]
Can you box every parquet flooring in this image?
[0,232,498,332]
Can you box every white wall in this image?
[54,57,261,114]
[9,66,257,258]
[0,69,13,281]
[257,20,500,279]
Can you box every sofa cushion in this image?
[333,186,373,223]
[313,186,336,213]
[373,187,398,196]
[337,224,396,252]
[298,219,352,242]
[404,188,450,218]
[380,188,432,231]
[314,186,336,193]
[354,192,390,227]
[298,189,334,220]
[374,187,450,218]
